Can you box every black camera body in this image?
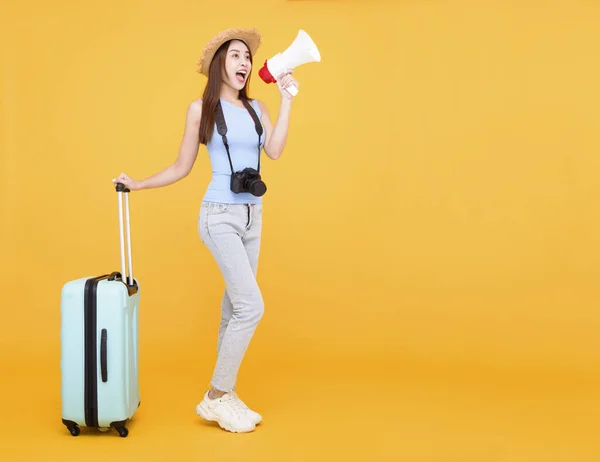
[230,167,267,197]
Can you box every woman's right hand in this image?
[113,173,141,191]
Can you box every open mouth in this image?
[236,70,247,83]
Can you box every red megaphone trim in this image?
[258,61,276,83]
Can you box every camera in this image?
[230,167,267,197]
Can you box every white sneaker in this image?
[231,391,262,425]
[196,391,256,433]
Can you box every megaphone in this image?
[258,29,321,97]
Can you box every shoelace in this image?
[230,392,249,410]
[230,399,249,414]
[221,394,248,414]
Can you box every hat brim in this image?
[197,28,261,76]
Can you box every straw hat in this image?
[197,27,262,76]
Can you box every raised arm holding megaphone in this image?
[259,29,321,97]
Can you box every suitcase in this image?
[60,182,140,437]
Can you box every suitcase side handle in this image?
[101,329,108,382]
[115,182,134,286]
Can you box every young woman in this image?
[113,28,298,433]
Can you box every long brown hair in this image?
[199,40,254,145]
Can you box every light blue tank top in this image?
[202,98,265,204]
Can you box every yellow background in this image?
[2,0,599,460]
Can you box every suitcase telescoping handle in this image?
[115,182,134,286]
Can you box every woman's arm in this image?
[257,71,299,160]
[114,100,202,190]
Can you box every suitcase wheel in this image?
[110,420,129,437]
[63,420,80,437]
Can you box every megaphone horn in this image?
[259,29,321,97]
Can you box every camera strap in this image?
[215,98,264,174]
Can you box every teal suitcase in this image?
[60,183,140,437]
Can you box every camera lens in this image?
[248,179,267,196]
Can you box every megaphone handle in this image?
[286,84,299,97]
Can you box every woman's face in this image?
[222,40,252,91]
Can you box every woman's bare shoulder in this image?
[187,98,203,120]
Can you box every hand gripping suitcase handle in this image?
[115,182,134,286]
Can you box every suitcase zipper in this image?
[84,274,110,428]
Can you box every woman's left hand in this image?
[277,71,299,101]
